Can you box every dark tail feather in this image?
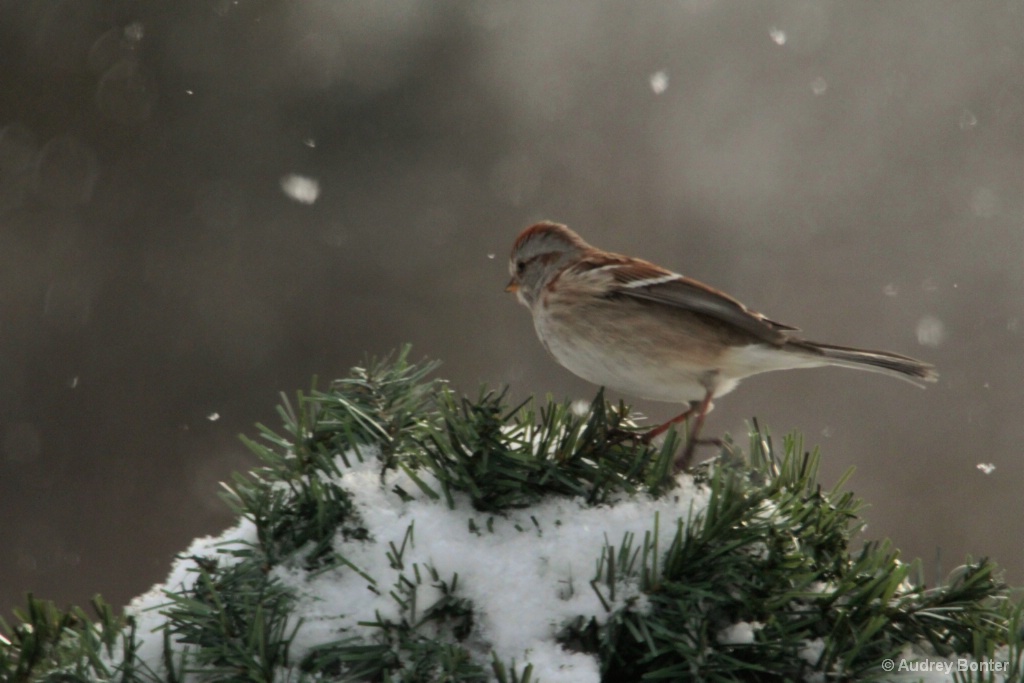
[790,340,938,386]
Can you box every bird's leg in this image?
[638,402,699,444]
[607,403,696,445]
[673,388,715,473]
[614,391,717,470]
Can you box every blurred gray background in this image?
[1,0,1022,619]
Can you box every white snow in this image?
[798,636,825,666]
[717,621,762,645]
[114,445,1015,683]
[649,70,669,95]
[958,108,978,130]
[915,315,946,347]
[123,22,144,42]
[123,450,710,682]
[126,517,259,669]
[279,173,320,204]
[569,399,591,416]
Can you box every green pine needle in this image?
[2,346,1020,683]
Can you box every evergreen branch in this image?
[2,347,1020,683]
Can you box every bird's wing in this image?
[581,257,797,345]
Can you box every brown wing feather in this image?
[582,258,797,346]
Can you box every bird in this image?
[505,221,937,471]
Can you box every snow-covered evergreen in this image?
[2,349,1020,682]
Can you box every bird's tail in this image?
[789,340,938,386]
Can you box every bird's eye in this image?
[516,260,526,275]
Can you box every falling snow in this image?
[916,316,946,347]
[124,22,144,42]
[280,174,321,204]
[649,70,669,95]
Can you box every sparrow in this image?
[505,221,937,470]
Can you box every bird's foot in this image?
[673,437,723,473]
[606,427,645,445]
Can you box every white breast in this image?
[530,301,824,404]
[532,305,724,404]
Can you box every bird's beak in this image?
[505,279,519,293]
